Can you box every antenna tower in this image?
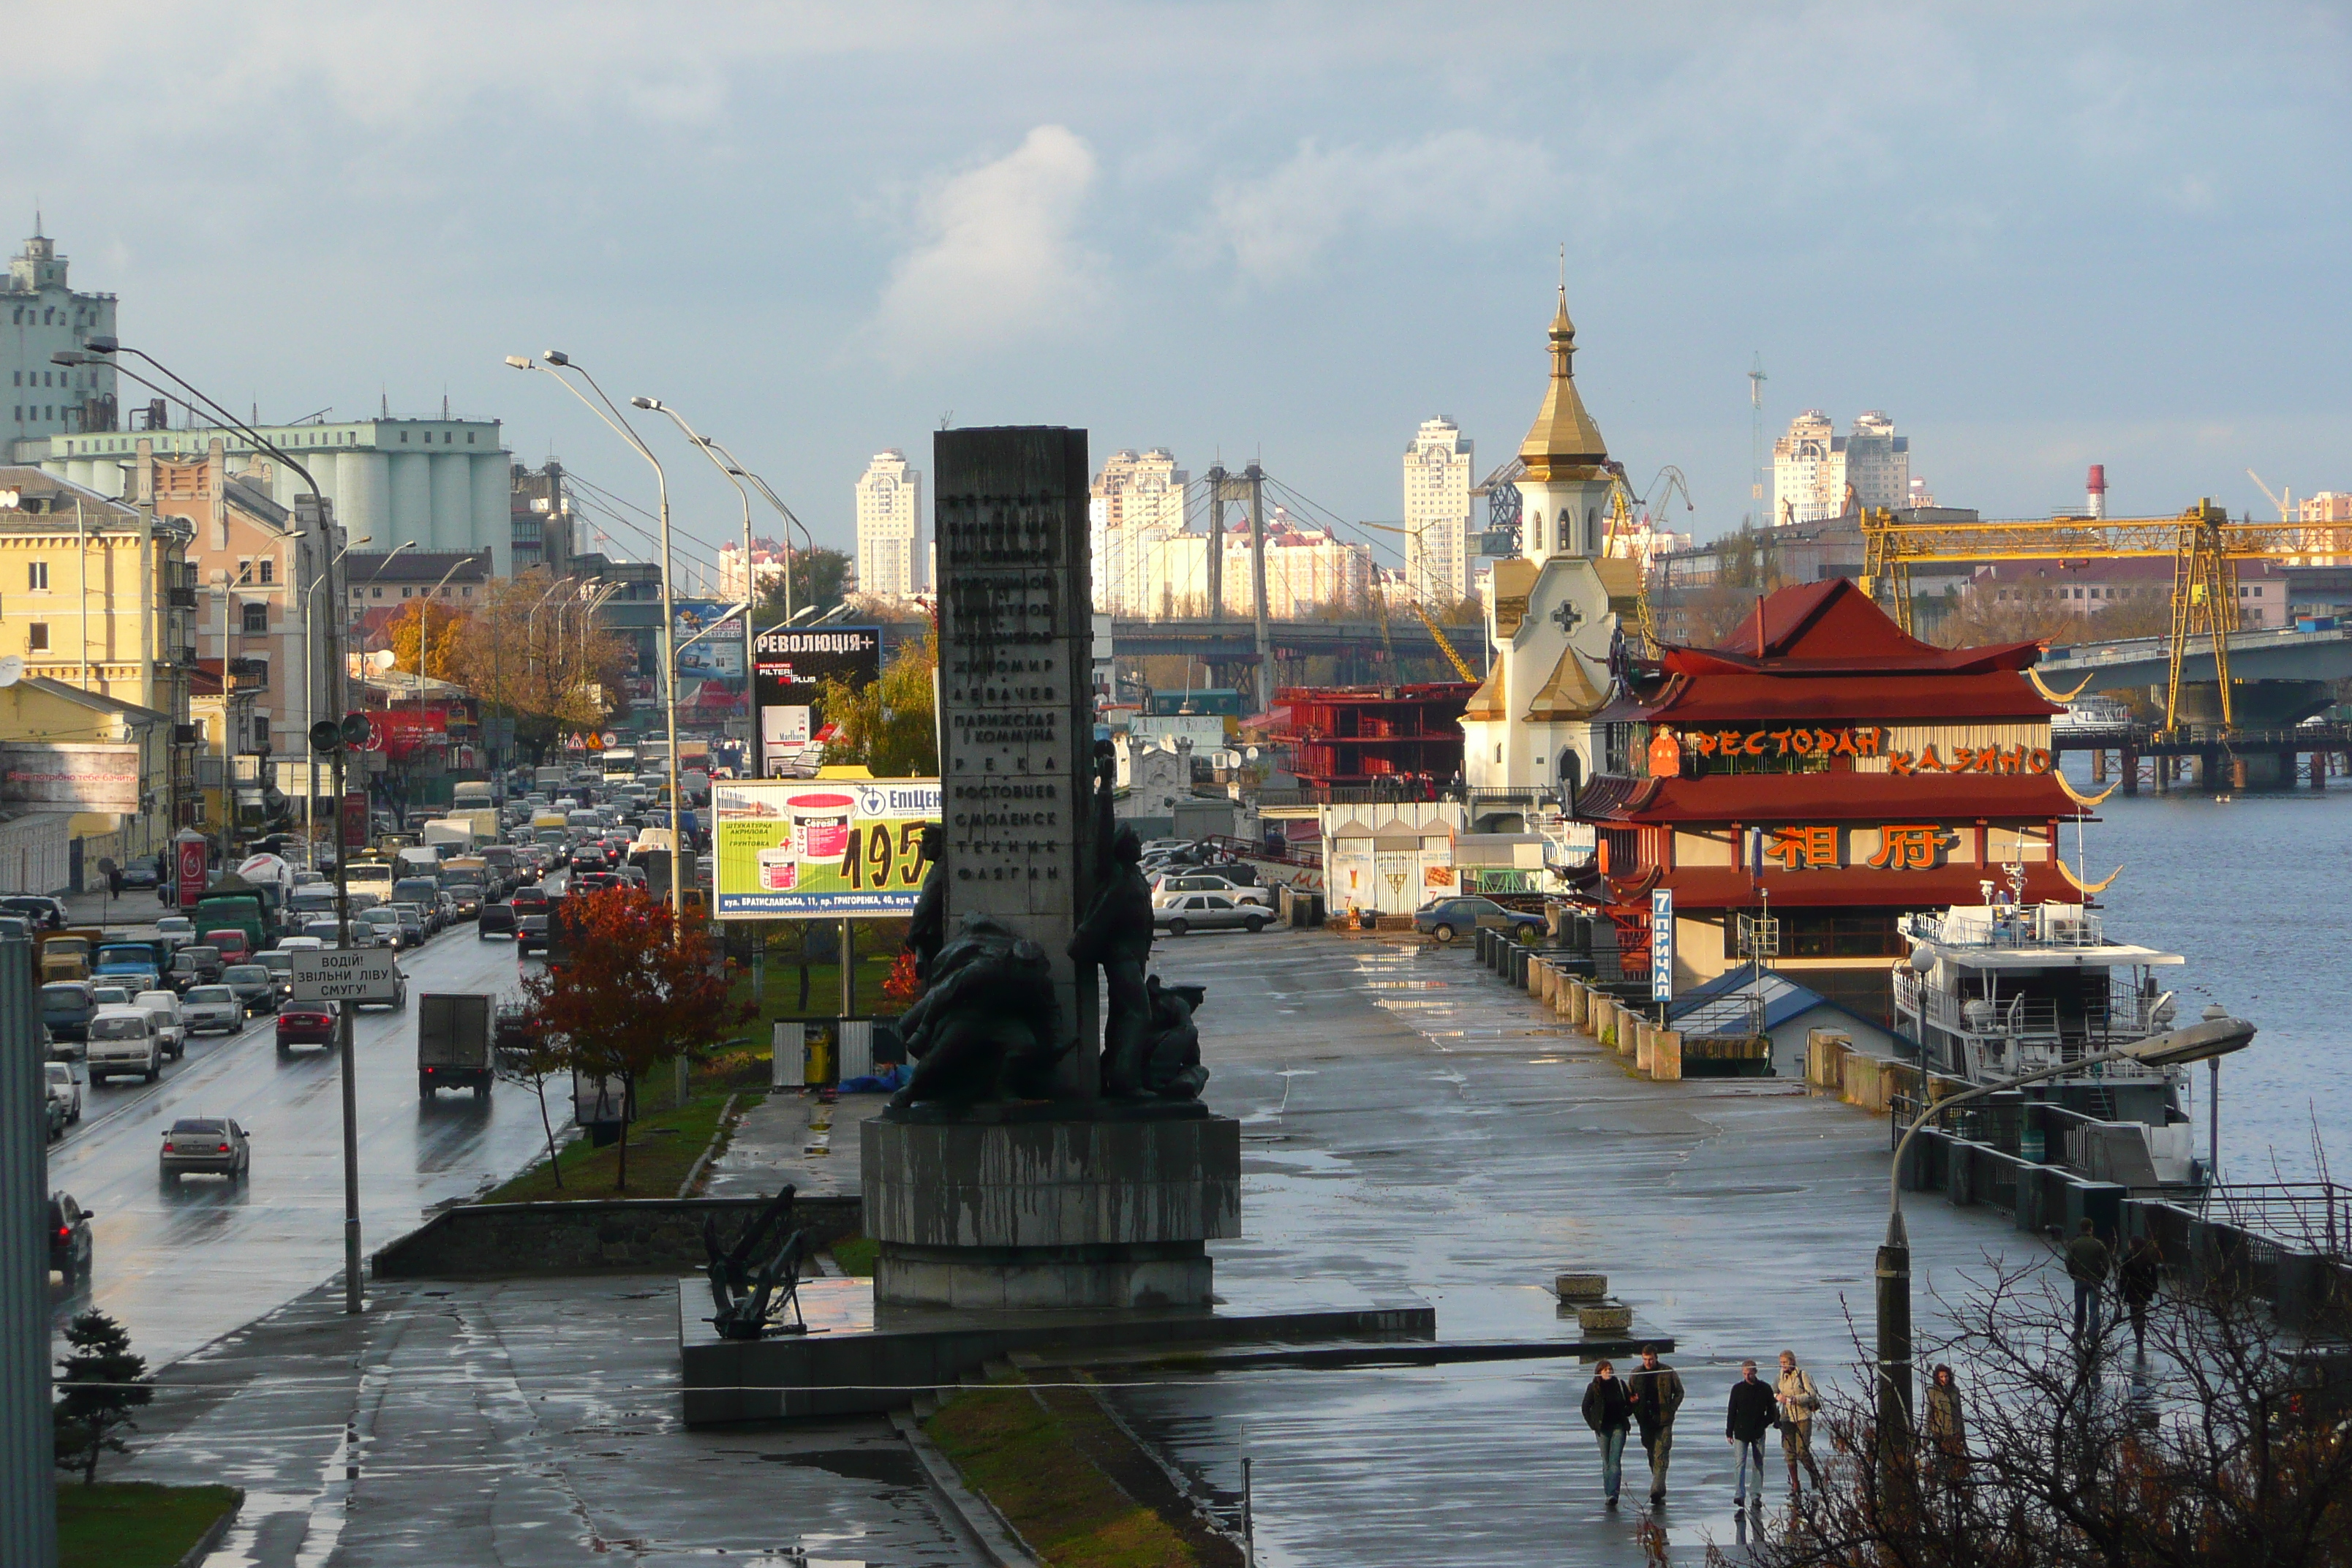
[1748,354,1768,528]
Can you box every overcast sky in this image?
[12,2,2349,577]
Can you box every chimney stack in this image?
[2087,464,2108,520]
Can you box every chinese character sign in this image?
[1764,825,1839,870]
[1651,887,1674,1001]
[1866,823,1953,871]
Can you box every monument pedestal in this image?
[862,1114,1241,1310]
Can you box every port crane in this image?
[1858,500,2352,732]
[1349,517,1482,681]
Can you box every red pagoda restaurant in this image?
[1574,579,2096,1021]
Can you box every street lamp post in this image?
[72,336,377,1316]
[304,539,414,853]
[505,353,682,922]
[1874,1007,2257,1449]
[631,399,760,766]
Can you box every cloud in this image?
[870,124,1102,366]
[1205,129,1552,285]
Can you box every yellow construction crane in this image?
[1603,465,1688,655]
[1349,518,1477,681]
[1858,500,2352,732]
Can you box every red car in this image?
[276,1002,339,1055]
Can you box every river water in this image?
[2056,769,2352,1184]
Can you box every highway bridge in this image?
[1108,616,1487,667]
[2041,622,2352,689]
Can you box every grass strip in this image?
[59,1482,240,1568]
[483,1083,739,1203]
[925,1381,1195,1568]
[829,1235,878,1276]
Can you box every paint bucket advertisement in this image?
[712,777,941,919]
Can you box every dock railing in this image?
[2199,1183,2352,1261]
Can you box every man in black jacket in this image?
[1580,1360,1633,1507]
[1626,1343,1684,1507]
[1726,1360,1777,1509]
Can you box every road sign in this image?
[291,949,401,1003]
[342,790,369,851]
[1650,888,1675,1002]
[175,832,208,908]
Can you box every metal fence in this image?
[2198,1183,2352,1261]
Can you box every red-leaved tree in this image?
[524,884,750,1191]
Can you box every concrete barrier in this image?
[1568,979,1590,1028]
[1651,1030,1681,1082]
[1806,1029,1852,1093]
[1633,1021,1654,1074]
[372,1194,864,1280]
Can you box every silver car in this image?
[45,1060,81,1125]
[159,1117,250,1180]
[1151,872,1272,908]
[181,985,244,1036]
[132,990,189,1060]
[1153,892,1268,937]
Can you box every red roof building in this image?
[1269,682,1476,792]
[1578,578,2092,1020]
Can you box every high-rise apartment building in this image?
[3,227,118,448]
[1088,448,1189,615]
[1403,418,1472,606]
[1771,410,1910,526]
[853,449,921,600]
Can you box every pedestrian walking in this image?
[2065,1218,2111,1342]
[1726,1360,1776,1509]
[1774,1350,1820,1496]
[1626,1343,1684,1506]
[1581,1360,1633,1507]
[1923,1364,1967,1482]
[2119,1232,2163,1355]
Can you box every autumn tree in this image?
[383,598,470,682]
[820,633,938,777]
[53,1310,151,1485]
[442,568,638,760]
[523,883,750,1191]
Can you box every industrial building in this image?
[2,227,117,445]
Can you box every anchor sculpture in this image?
[702,1183,810,1341]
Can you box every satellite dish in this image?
[369,649,397,672]
[0,655,20,687]
[1245,747,1259,762]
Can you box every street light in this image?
[412,552,480,702]
[630,398,759,765]
[304,538,415,846]
[72,336,374,1317]
[505,353,683,921]
[1874,1006,2256,1450]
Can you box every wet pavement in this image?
[45,913,563,1368]
[1108,927,2051,1566]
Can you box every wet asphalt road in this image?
[46,913,562,1369]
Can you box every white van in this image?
[86,1006,162,1084]
[132,990,188,1060]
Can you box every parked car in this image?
[169,946,225,992]
[154,914,197,950]
[478,903,517,940]
[119,855,162,889]
[1150,872,1273,908]
[40,982,96,1049]
[276,1001,339,1052]
[86,1006,163,1084]
[48,1191,93,1278]
[1153,893,1268,937]
[0,894,67,930]
[223,964,279,1017]
[159,1117,250,1180]
[1412,896,1545,945]
[132,990,189,1060]
[181,985,245,1036]
[45,1060,81,1125]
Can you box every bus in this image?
[600,747,638,785]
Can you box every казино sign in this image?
[712,779,941,919]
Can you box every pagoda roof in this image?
[1662,579,2046,679]
[1602,859,2081,912]
[1592,772,2082,824]
[1640,670,2061,723]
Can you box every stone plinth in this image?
[863,1113,1241,1310]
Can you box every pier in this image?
[2050,721,2352,792]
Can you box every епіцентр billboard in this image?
[712,777,939,919]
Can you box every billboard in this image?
[753,626,882,778]
[674,600,746,680]
[0,742,141,813]
[712,777,939,919]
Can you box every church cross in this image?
[1550,599,1583,636]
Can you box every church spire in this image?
[1518,284,1608,480]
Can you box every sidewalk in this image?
[703,1089,888,1200]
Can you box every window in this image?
[235,559,255,585]
[467,431,476,445]
[249,718,270,753]
[372,587,383,600]
[258,559,274,585]
[27,561,48,591]
[26,624,48,651]
[402,587,412,598]
[241,603,268,634]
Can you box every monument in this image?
[862,426,1241,1310]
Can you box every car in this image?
[510,886,550,915]
[568,848,608,873]
[1413,896,1545,945]
[0,894,67,930]
[353,909,402,948]
[257,950,297,1002]
[1150,872,1273,908]
[88,985,134,1010]
[516,913,550,955]
[276,935,325,952]
[478,903,518,940]
[203,928,253,965]
[572,871,622,894]
[119,855,162,889]
[445,882,484,920]
[132,990,189,1060]
[385,904,428,948]
[40,982,96,1049]
[154,913,197,950]
[86,1006,163,1084]
[1153,893,1267,937]
[48,1192,93,1278]
[169,946,225,992]
[276,1001,339,1052]
[223,964,279,1017]
[181,985,244,1036]
[159,1117,249,1180]
[46,1060,81,1125]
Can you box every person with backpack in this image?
[1581,1360,1633,1507]
[1625,1343,1685,1507]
